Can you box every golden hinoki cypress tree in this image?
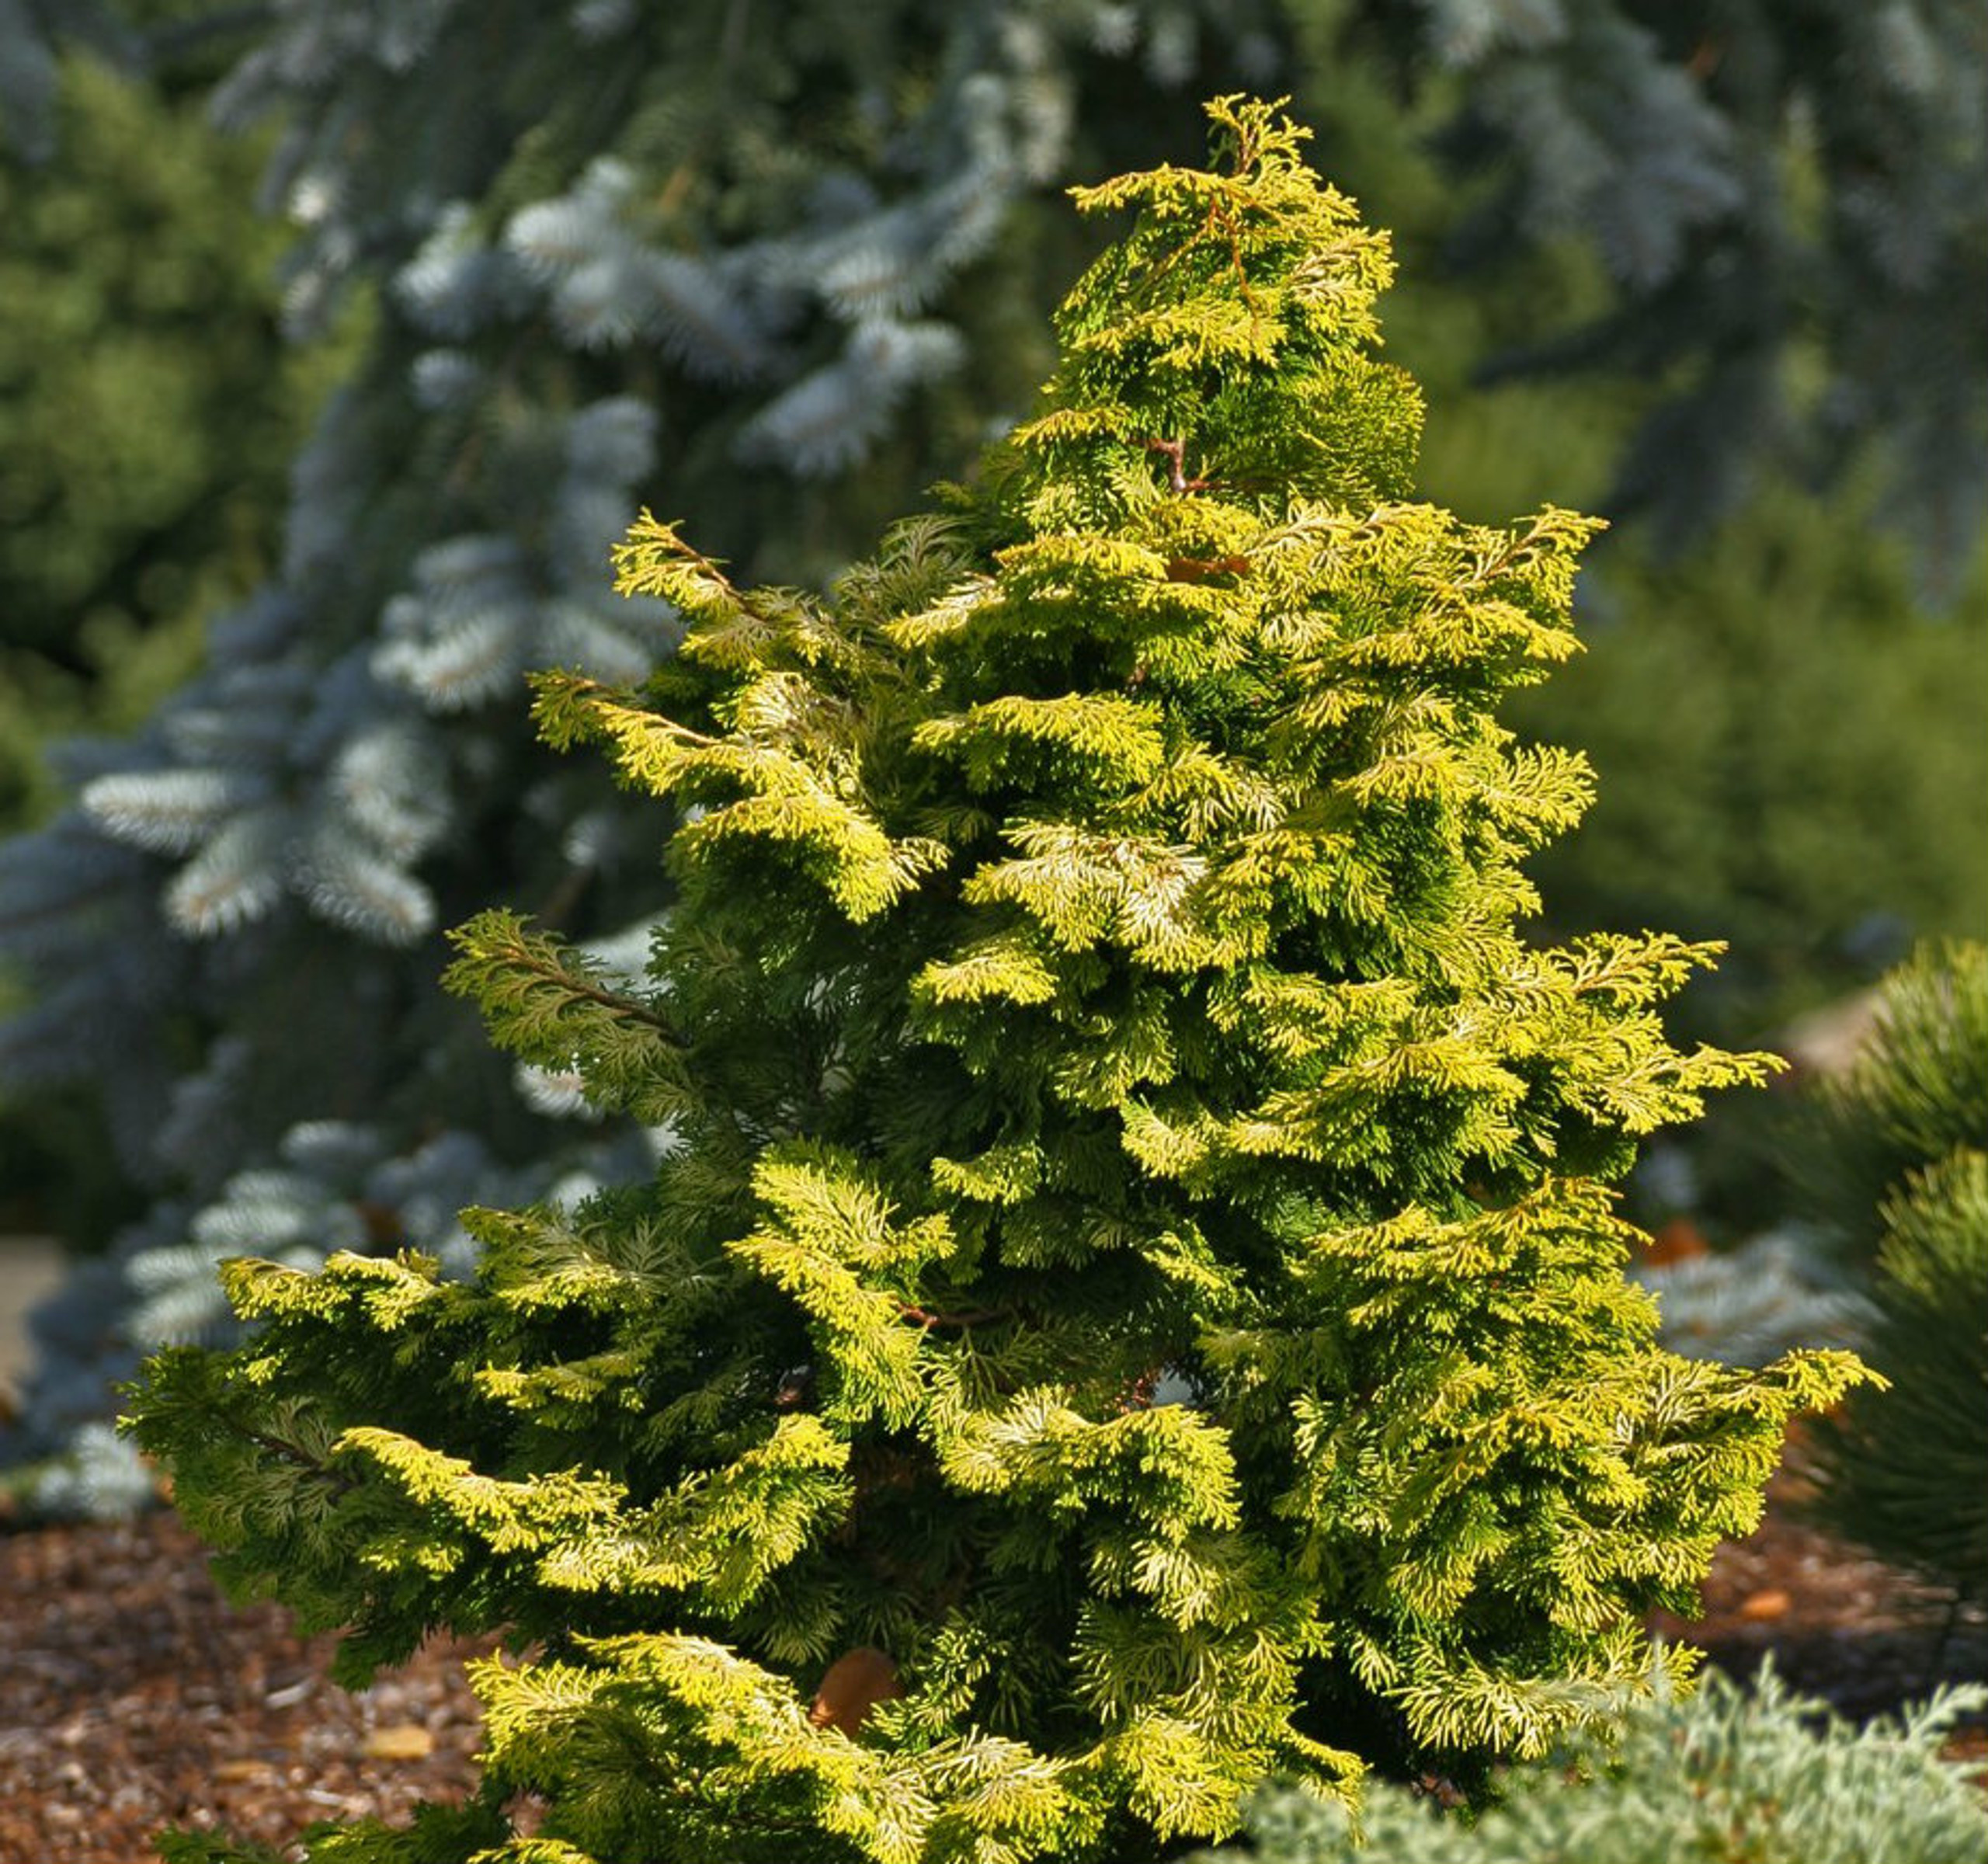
[128,99,1865,1864]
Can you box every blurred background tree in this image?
[1791,942,1988,1612]
[0,0,1980,1509]
[1307,0,1988,589]
[1286,0,1988,1230]
[0,34,355,1240]
[0,0,1294,1511]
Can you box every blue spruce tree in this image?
[0,0,1287,1511]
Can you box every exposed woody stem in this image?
[895,1300,1012,1330]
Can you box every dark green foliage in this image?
[0,46,336,1239]
[0,52,327,812]
[126,102,1863,1864]
[1514,510,1988,1065]
[1801,939,1988,1265]
[1802,941,1988,1603]
[1809,1150,1988,1601]
[1176,1663,1988,1863]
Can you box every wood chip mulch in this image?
[1653,1502,1988,1733]
[3,1493,1983,1862]
[0,1510,491,1862]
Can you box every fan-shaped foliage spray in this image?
[130,99,1865,1864]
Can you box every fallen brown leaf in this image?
[809,1647,901,1737]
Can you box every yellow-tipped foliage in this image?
[127,98,1867,1864]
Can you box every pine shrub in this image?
[1802,940,1988,1603]
[1176,1663,1988,1864]
[125,99,1865,1863]
[1802,937,1988,1268]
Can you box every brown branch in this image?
[505,939,679,1040]
[232,1421,360,1501]
[1201,186,1263,314]
[1166,554,1252,582]
[1144,437,1215,495]
[895,1300,1012,1330]
[1114,1367,1162,1414]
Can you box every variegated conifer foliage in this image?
[128,100,1866,1864]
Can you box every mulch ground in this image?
[1652,1490,1988,1732]
[0,1509,492,1862]
[3,1491,1984,1862]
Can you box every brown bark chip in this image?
[1649,1463,1988,1725]
[0,1510,485,1862]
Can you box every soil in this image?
[2,1487,1983,1863]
